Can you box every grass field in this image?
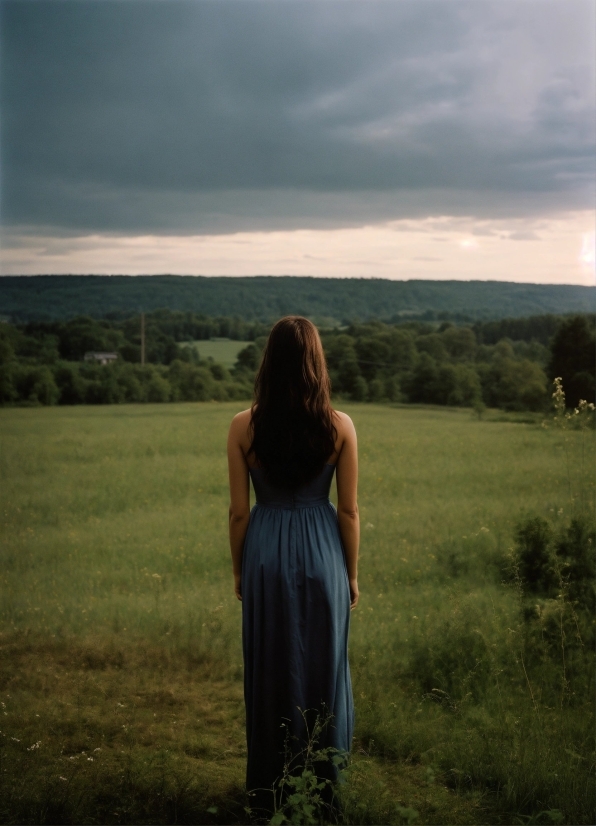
[181,340,251,367]
[0,402,594,825]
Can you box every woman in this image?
[227,316,359,813]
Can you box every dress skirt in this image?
[241,497,354,811]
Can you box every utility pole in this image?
[141,312,145,366]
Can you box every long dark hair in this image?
[249,316,337,489]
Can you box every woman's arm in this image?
[335,413,360,609]
[227,411,251,601]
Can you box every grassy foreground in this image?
[0,402,594,825]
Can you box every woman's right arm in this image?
[335,413,360,609]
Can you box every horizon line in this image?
[1,273,594,288]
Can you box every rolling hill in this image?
[0,274,594,322]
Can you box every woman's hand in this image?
[234,573,242,601]
[349,577,359,610]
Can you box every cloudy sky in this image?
[1,0,594,282]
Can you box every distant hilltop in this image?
[0,275,594,323]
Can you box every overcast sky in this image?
[1,0,594,282]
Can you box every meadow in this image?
[181,340,251,367]
[0,402,594,825]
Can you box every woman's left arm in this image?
[227,412,251,601]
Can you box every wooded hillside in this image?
[1,275,594,322]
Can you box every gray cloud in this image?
[1,0,594,234]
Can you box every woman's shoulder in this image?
[231,407,252,423]
[333,409,356,433]
[332,410,357,460]
[229,408,252,436]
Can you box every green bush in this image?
[12,364,60,406]
[408,621,492,703]
[514,517,556,594]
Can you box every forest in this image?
[1,275,594,323]
[0,310,594,412]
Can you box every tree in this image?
[13,365,60,406]
[235,344,261,371]
[482,355,548,411]
[53,363,87,404]
[404,353,439,404]
[145,371,171,402]
[441,326,477,360]
[415,333,448,362]
[548,315,595,408]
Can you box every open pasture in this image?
[0,402,594,824]
[182,340,251,367]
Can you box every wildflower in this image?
[27,741,42,751]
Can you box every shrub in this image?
[168,361,215,401]
[554,517,595,613]
[52,363,86,404]
[408,621,491,703]
[513,514,595,610]
[511,514,596,700]
[0,363,17,403]
[145,372,171,403]
[514,517,556,594]
[12,364,60,406]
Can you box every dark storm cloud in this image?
[1,0,594,233]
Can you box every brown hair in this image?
[249,316,337,489]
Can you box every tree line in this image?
[238,314,594,412]
[1,275,594,323]
[0,310,593,410]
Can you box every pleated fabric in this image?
[242,464,354,811]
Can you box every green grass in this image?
[181,340,250,367]
[0,403,594,824]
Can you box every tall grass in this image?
[0,402,594,824]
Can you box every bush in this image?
[513,514,595,610]
[53,362,87,405]
[145,372,171,402]
[12,364,60,406]
[554,517,595,613]
[514,517,556,594]
[0,363,17,403]
[511,514,596,700]
[408,621,491,703]
[168,361,216,402]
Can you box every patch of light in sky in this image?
[580,232,595,269]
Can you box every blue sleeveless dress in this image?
[242,463,354,807]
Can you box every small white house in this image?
[84,351,119,365]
